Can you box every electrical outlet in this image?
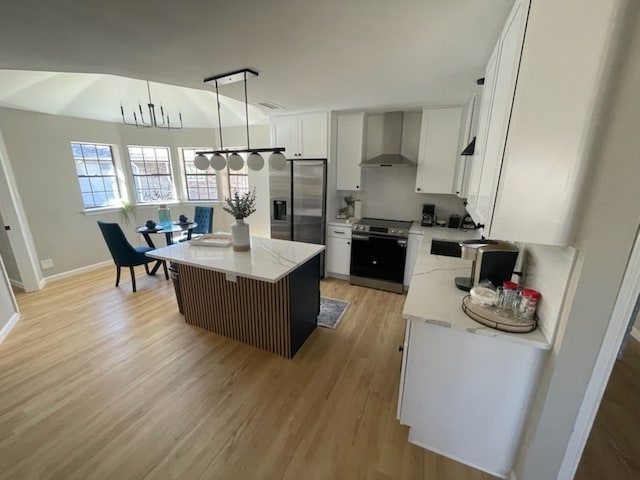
[40,259,54,269]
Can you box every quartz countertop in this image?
[328,218,358,227]
[147,236,325,283]
[403,227,551,350]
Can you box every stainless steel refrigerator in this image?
[270,159,327,269]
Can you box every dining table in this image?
[135,222,198,249]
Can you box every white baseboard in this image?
[44,260,112,283]
[0,312,20,344]
[631,326,640,342]
[9,278,24,290]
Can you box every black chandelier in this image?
[120,80,183,130]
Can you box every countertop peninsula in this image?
[403,226,551,350]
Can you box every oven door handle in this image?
[352,234,370,241]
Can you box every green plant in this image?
[223,189,257,220]
[121,200,137,225]
[343,195,355,208]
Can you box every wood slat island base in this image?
[179,256,320,358]
[146,237,325,358]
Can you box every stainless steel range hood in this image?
[360,111,416,168]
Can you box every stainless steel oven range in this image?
[350,218,412,294]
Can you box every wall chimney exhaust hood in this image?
[360,111,416,168]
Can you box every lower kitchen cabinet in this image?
[398,318,545,478]
[326,223,352,279]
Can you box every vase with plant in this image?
[223,189,257,251]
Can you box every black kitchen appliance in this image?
[455,240,519,291]
[448,215,461,229]
[350,218,412,294]
[421,204,436,227]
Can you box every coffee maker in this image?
[421,204,436,227]
[455,240,519,291]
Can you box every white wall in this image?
[513,1,640,478]
[0,107,270,276]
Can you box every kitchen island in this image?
[147,237,325,358]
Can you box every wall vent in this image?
[257,101,283,110]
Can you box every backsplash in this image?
[518,243,577,342]
[338,166,467,222]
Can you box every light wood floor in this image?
[576,334,640,480]
[0,266,497,480]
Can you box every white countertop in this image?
[147,236,325,283]
[403,227,551,350]
[327,218,357,227]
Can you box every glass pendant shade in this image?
[210,153,227,170]
[246,152,265,171]
[228,153,244,171]
[194,153,210,171]
[269,151,287,170]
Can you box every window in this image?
[180,148,219,201]
[71,142,121,209]
[227,153,250,196]
[127,146,174,203]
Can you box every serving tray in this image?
[189,233,232,247]
[462,295,537,333]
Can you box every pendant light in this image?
[194,69,286,172]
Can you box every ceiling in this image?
[0,0,514,127]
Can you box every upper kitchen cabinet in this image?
[466,0,598,246]
[414,107,464,194]
[465,0,527,235]
[271,113,328,159]
[336,113,366,191]
[455,93,481,199]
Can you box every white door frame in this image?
[0,129,44,292]
[558,225,640,479]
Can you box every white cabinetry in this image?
[403,232,423,288]
[336,113,365,191]
[414,107,464,194]
[454,93,480,199]
[326,223,352,278]
[466,0,526,233]
[272,113,328,159]
[466,0,588,245]
[398,318,544,478]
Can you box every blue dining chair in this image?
[176,206,214,242]
[192,206,214,235]
[97,220,168,292]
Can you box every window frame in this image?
[126,145,177,205]
[225,149,250,198]
[71,141,124,211]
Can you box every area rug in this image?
[318,297,350,329]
